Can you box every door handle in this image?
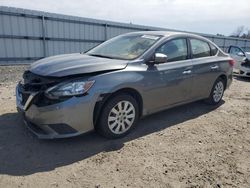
[210,65,219,70]
[182,70,192,74]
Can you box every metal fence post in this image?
[223,38,226,51]
[42,15,47,57]
[104,24,108,41]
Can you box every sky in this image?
[0,0,249,36]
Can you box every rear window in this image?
[190,39,210,58]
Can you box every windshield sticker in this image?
[141,35,160,40]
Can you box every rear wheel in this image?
[205,77,225,105]
[96,94,139,138]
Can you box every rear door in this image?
[188,38,220,99]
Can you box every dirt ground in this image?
[0,65,249,188]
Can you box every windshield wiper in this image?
[87,54,114,59]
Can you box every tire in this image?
[96,94,139,139]
[205,77,225,105]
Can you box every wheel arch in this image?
[93,87,143,127]
[218,74,227,88]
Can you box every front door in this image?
[143,38,194,113]
[228,46,246,71]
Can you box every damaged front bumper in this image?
[16,84,97,139]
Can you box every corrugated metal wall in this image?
[1,6,250,65]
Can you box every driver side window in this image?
[156,38,188,62]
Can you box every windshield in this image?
[86,34,161,60]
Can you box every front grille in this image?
[20,91,30,106]
[32,93,67,107]
[18,71,61,107]
[22,71,58,92]
[19,71,70,107]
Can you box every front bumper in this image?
[16,85,97,139]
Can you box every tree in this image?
[230,26,250,39]
[231,26,245,37]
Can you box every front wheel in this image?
[205,77,225,105]
[96,94,139,139]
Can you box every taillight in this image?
[228,59,235,67]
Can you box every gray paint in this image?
[1,6,250,65]
[30,53,128,77]
[16,31,233,138]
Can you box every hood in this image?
[29,53,128,77]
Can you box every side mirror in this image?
[154,53,167,64]
[237,52,245,57]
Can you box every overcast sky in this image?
[0,0,249,35]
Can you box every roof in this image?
[124,30,209,40]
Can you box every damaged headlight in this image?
[45,80,95,99]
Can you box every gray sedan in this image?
[16,31,233,139]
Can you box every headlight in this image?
[45,80,95,99]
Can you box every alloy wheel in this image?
[108,100,135,134]
[213,81,224,102]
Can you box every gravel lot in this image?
[0,65,249,188]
